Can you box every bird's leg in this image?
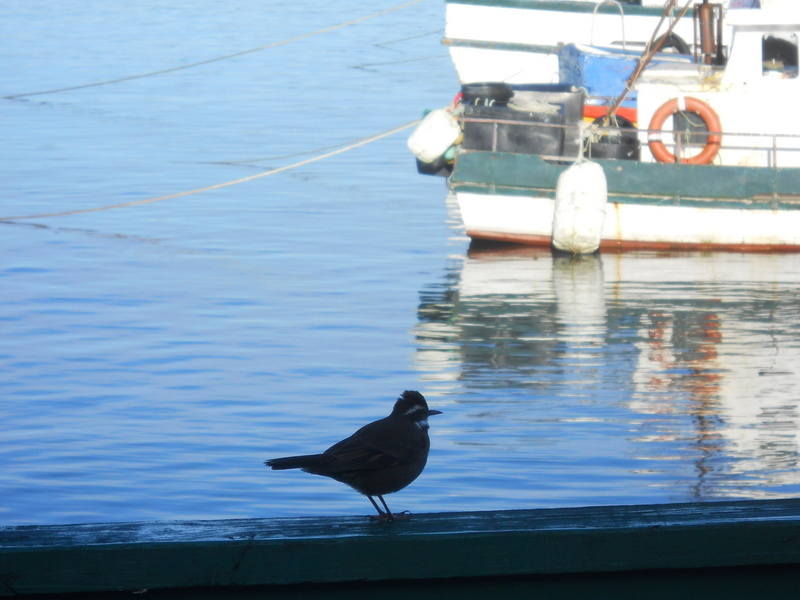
[377,495,394,519]
[368,495,405,522]
[367,496,391,521]
[382,495,413,521]
[372,495,411,521]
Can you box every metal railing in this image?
[457,115,800,168]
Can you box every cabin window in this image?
[762,34,798,78]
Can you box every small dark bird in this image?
[265,390,441,520]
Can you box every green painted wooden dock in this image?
[2,499,800,598]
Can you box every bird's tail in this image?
[265,454,328,470]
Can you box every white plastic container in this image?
[407,108,462,163]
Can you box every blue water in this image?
[2,1,800,526]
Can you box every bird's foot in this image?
[369,513,392,522]
[369,510,412,522]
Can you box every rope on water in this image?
[3,0,425,100]
[0,120,421,222]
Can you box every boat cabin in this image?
[636,6,800,167]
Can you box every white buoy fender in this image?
[551,160,608,254]
[407,108,462,163]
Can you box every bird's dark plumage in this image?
[265,390,441,520]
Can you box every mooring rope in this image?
[3,0,425,100]
[0,120,421,221]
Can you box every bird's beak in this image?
[428,409,443,416]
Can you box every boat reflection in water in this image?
[414,241,800,503]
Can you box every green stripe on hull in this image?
[450,152,800,210]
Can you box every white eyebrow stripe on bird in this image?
[404,406,423,416]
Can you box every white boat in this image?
[410,1,800,252]
[445,0,711,85]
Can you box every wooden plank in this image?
[1,499,800,597]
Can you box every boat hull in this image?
[452,152,800,252]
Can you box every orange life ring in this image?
[647,97,722,164]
